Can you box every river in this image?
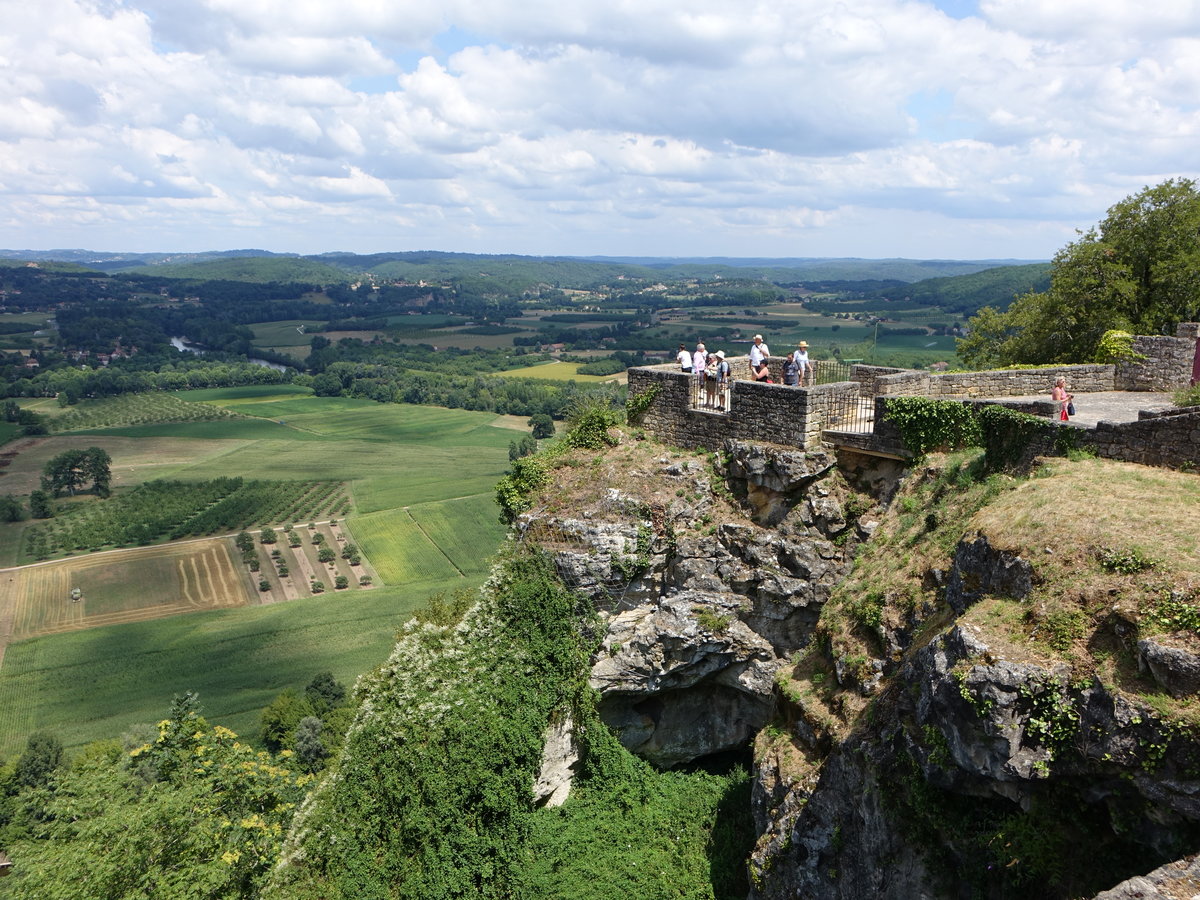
[170,337,292,373]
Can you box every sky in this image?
[1,0,1197,260]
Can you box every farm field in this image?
[0,391,516,755]
[248,319,322,347]
[2,539,252,641]
[389,330,534,351]
[348,507,461,584]
[406,495,509,576]
[49,392,245,432]
[0,576,472,755]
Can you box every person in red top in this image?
[1052,377,1074,421]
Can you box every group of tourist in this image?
[676,334,815,410]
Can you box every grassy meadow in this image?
[0,388,517,756]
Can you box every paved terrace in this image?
[993,391,1176,428]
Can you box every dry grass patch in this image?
[0,434,251,494]
[4,538,252,642]
[970,458,1200,582]
[529,435,740,525]
[969,457,1200,663]
[819,449,1015,665]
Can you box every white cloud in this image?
[0,0,1196,257]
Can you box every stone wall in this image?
[849,365,907,397]
[628,361,858,451]
[930,363,1115,397]
[1115,325,1198,391]
[632,324,1200,464]
[1079,407,1200,468]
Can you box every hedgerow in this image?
[884,398,1077,471]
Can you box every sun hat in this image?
[797,340,808,348]
[753,334,763,341]
[715,351,725,359]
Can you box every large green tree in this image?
[39,447,112,498]
[959,178,1200,367]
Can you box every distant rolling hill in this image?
[123,256,352,284]
[865,262,1052,315]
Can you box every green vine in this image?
[612,524,654,580]
[883,397,982,458]
[624,384,661,425]
[1020,677,1080,764]
[495,454,551,522]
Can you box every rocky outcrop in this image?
[723,441,837,525]
[591,591,780,766]
[943,532,1034,615]
[1138,635,1200,698]
[751,624,1200,899]
[533,713,579,808]
[519,442,861,768]
[1093,854,1200,899]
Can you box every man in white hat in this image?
[749,334,770,381]
[792,340,811,386]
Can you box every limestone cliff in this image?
[516,431,1200,899]
[516,439,869,768]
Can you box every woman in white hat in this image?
[713,350,731,409]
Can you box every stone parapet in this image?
[1080,408,1200,468]
[1116,334,1196,391]
[628,363,856,451]
[873,370,931,396]
[851,365,911,396]
[928,364,1115,398]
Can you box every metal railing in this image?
[811,359,852,385]
[822,392,875,433]
[690,373,731,412]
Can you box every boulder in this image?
[1138,638,1200,698]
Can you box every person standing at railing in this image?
[1052,376,1074,421]
[715,351,731,410]
[677,343,692,373]
[692,342,708,406]
[792,341,811,386]
[749,334,771,381]
[703,352,721,408]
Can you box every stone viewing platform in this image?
[627,324,1200,469]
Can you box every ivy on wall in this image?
[884,397,1075,471]
[883,397,983,458]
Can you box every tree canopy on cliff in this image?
[958,178,1200,367]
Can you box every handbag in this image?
[1067,402,1075,416]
